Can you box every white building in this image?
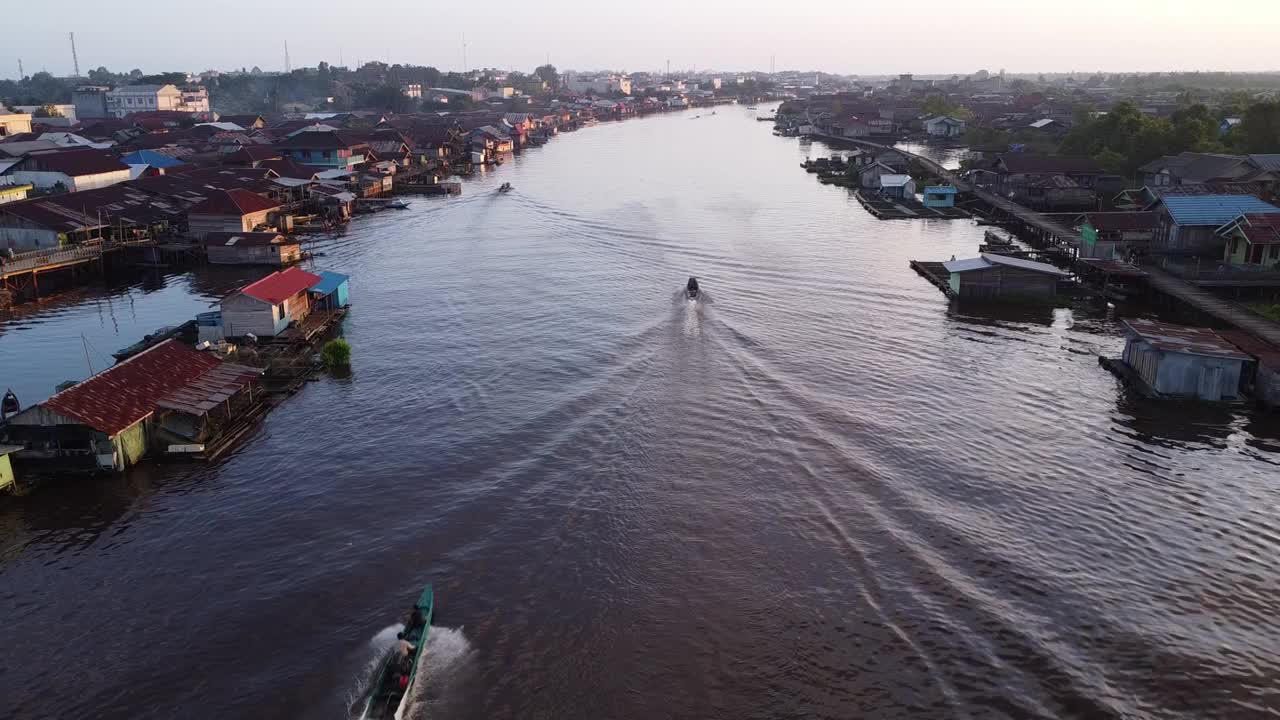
[565,74,632,96]
[6,149,131,192]
[0,110,33,138]
[106,84,211,118]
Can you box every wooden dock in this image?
[855,191,970,220]
[1144,266,1280,347]
[396,181,462,195]
[910,260,955,297]
[837,139,1078,245]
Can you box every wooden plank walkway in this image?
[1144,266,1280,347]
[1,245,104,281]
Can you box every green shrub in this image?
[321,339,351,369]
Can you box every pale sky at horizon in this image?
[6,0,1279,80]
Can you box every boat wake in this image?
[346,625,475,720]
[346,624,406,718]
[402,626,476,720]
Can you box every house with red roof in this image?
[1,340,262,472]
[186,188,284,240]
[219,266,322,338]
[5,148,131,191]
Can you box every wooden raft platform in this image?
[910,260,955,297]
[855,191,970,220]
[396,181,462,195]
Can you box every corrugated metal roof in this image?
[1162,195,1280,227]
[309,270,349,296]
[943,254,1068,276]
[923,185,957,194]
[1248,154,1280,172]
[154,362,261,417]
[1123,319,1250,361]
[943,257,990,273]
[239,267,322,304]
[42,340,222,436]
[879,174,913,187]
[983,253,1070,276]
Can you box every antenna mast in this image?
[69,32,81,77]
[462,34,468,72]
[18,58,24,80]
[284,40,291,73]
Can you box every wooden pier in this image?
[854,191,970,220]
[909,260,955,297]
[396,181,462,195]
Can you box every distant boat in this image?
[1,388,19,419]
[498,182,513,193]
[386,199,410,210]
[360,584,434,720]
[686,276,700,300]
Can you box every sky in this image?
[6,0,1279,80]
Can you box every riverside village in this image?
[3,62,1280,491]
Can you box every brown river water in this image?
[3,106,1280,719]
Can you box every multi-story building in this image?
[106,84,211,118]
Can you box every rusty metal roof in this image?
[154,362,262,417]
[43,340,222,436]
[1122,319,1251,361]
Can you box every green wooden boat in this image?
[361,584,434,720]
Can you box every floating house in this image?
[1115,319,1250,401]
[187,188,284,241]
[877,174,917,199]
[942,253,1069,300]
[1,340,262,474]
[218,267,322,339]
[922,186,957,208]
[204,231,302,267]
[309,271,351,311]
[924,116,966,137]
[1077,212,1157,260]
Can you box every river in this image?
[3,106,1280,720]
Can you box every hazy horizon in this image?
[6,0,1280,80]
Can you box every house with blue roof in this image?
[1151,193,1280,252]
[308,271,350,311]
[120,150,186,178]
[922,186,958,208]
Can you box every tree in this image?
[534,64,559,89]
[1169,104,1220,152]
[33,104,64,118]
[1236,101,1280,153]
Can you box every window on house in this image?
[275,302,285,318]
[303,150,311,159]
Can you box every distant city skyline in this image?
[6,0,1279,81]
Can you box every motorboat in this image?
[386,199,411,210]
[1,388,19,419]
[360,584,435,720]
[498,182,513,193]
[686,277,700,300]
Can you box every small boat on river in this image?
[386,199,411,210]
[686,276,700,300]
[498,182,513,193]
[361,583,434,720]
